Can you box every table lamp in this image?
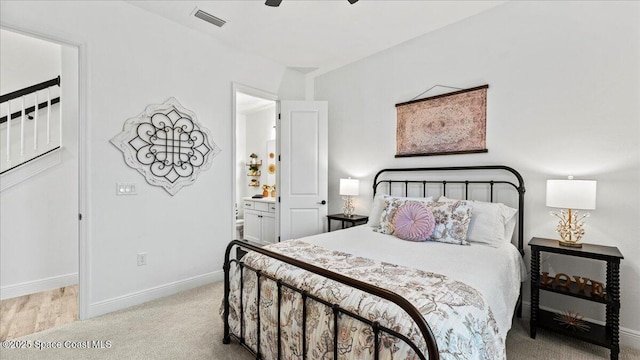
[339,178,359,217]
[546,176,597,248]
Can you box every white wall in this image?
[1,1,303,316]
[0,29,60,94]
[0,30,78,300]
[243,106,276,200]
[235,113,247,219]
[315,1,639,346]
[235,106,276,219]
[278,68,307,101]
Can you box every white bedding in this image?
[301,225,527,339]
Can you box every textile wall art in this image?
[395,85,489,157]
[111,97,221,195]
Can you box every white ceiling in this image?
[129,0,505,77]
[236,91,275,115]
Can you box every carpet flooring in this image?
[0,282,637,360]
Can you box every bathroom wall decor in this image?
[111,97,221,195]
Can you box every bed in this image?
[222,165,527,360]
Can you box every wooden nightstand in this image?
[326,214,368,232]
[529,237,623,360]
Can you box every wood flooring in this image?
[0,285,78,341]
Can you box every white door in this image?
[278,101,328,241]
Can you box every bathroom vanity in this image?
[242,197,276,245]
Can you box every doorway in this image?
[232,84,278,245]
[231,86,329,244]
[0,27,81,339]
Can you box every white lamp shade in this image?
[339,178,359,196]
[546,179,597,210]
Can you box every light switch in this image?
[116,183,137,195]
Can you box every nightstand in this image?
[326,214,368,232]
[529,237,623,360]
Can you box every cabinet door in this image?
[261,213,276,245]
[244,210,261,242]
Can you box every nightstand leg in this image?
[530,249,540,339]
[607,261,620,360]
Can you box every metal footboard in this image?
[222,239,439,360]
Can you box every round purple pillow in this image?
[392,202,436,242]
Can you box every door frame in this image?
[0,24,88,319]
[231,83,278,242]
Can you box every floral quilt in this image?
[224,240,504,360]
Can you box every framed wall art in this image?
[111,97,221,195]
[395,85,488,157]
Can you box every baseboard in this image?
[521,301,640,350]
[622,328,640,350]
[0,272,78,300]
[88,270,223,318]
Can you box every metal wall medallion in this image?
[111,97,221,195]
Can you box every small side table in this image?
[529,237,623,360]
[327,214,368,232]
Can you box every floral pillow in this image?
[375,197,434,234]
[392,202,436,242]
[367,194,433,227]
[426,200,473,245]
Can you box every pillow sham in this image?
[503,215,518,243]
[426,200,473,245]
[392,202,435,242]
[438,196,517,247]
[367,193,433,228]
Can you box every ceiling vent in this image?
[193,8,226,28]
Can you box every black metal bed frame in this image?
[223,165,526,360]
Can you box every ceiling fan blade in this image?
[265,0,283,7]
[265,0,356,6]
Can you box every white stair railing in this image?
[5,100,10,162]
[0,76,61,174]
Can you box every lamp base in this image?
[551,209,589,249]
[342,196,354,218]
[559,240,583,248]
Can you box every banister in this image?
[0,76,60,103]
[0,76,61,125]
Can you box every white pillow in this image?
[503,215,517,243]
[367,193,433,227]
[438,196,517,247]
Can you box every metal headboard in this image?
[373,165,526,255]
